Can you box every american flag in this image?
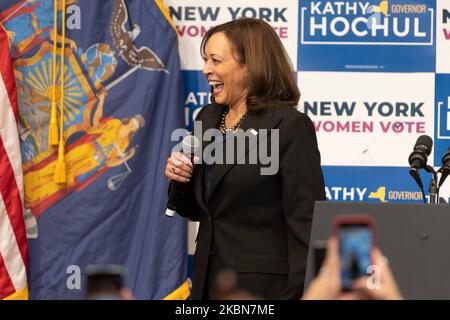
[0,25,28,300]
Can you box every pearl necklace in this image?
[220,108,248,133]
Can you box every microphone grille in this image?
[182,135,200,157]
[415,135,433,156]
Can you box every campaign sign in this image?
[298,71,435,167]
[298,0,435,72]
[182,70,210,129]
[323,166,449,203]
[434,73,450,168]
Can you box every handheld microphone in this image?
[438,148,450,187]
[165,135,200,217]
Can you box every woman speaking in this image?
[165,18,325,300]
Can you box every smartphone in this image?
[85,265,125,300]
[333,215,375,291]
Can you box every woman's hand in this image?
[165,152,196,183]
[302,238,366,300]
[352,248,403,300]
[302,238,403,300]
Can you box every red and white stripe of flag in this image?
[0,25,28,300]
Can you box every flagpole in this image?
[105,64,169,92]
[105,65,140,91]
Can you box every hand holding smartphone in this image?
[333,215,375,291]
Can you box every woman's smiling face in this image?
[202,32,248,107]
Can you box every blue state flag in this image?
[0,0,188,299]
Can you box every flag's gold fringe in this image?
[163,279,191,300]
[3,286,28,300]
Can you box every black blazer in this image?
[176,103,325,300]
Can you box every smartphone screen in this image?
[339,224,372,291]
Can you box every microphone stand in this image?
[409,167,426,204]
[425,165,439,204]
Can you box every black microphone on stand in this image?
[438,148,450,187]
[408,135,433,203]
[408,135,433,170]
[165,135,200,217]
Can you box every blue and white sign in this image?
[182,70,210,129]
[298,0,436,72]
[435,73,450,166]
[323,166,449,202]
[436,0,450,73]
